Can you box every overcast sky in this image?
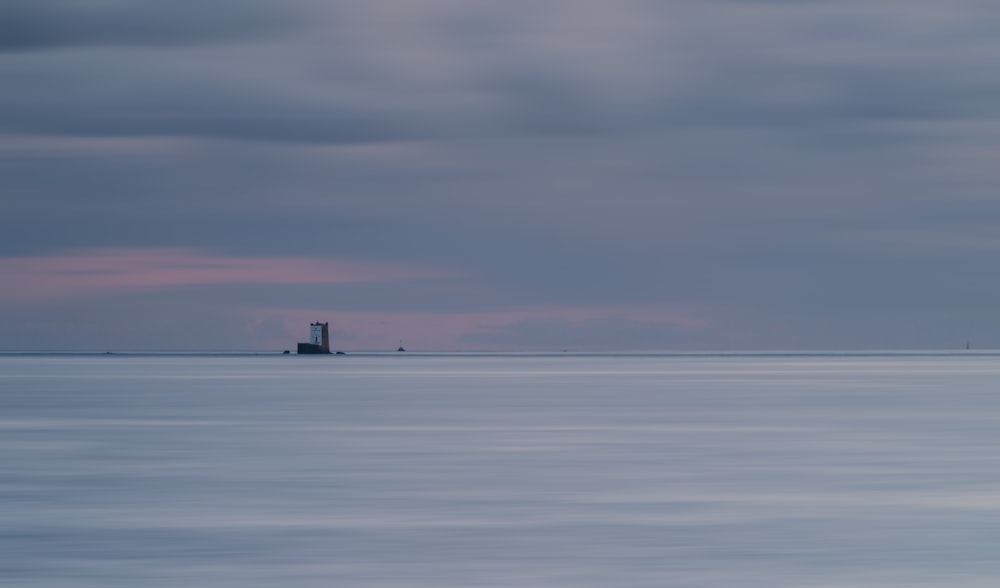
[4,0,1000,351]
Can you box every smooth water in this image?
[4,352,1000,587]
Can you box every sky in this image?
[4,0,1000,351]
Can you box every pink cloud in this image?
[262,306,711,351]
[0,247,443,303]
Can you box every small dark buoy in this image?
[282,350,290,355]
[335,351,346,355]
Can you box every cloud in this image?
[0,0,305,51]
[0,247,445,304]
[5,1,1000,349]
[4,1,999,145]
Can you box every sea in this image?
[4,351,1000,587]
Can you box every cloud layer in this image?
[3,1,1000,350]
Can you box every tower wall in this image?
[298,321,332,354]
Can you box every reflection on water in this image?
[4,353,1000,587]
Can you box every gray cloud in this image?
[5,1,1000,349]
[0,0,305,51]
[5,2,999,143]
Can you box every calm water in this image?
[4,352,1000,587]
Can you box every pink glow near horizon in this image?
[0,247,711,350]
[261,306,711,351]
[0,247,444,303]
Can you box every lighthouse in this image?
[297,322,331,354]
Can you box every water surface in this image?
[4,352,1000,587]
